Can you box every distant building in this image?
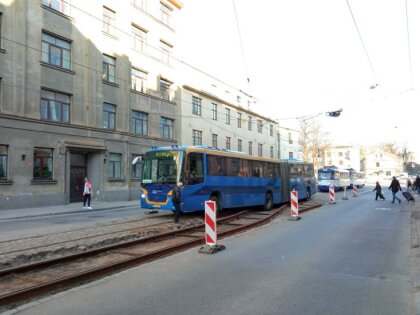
[320,145,361,171]
[364,150,403,179]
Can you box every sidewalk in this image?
[0,200,140,221]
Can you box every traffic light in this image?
[326,109,343,117]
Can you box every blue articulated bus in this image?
[317,167,350,192]
[139,145,316,212]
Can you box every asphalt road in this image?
[4,187,414,315]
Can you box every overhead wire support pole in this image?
[345,0,379,85]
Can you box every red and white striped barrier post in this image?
[198,200,225,254]
[329,185,336,204]
[352,185,358,197]
[288,189,301,221]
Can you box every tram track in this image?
[0,202,321,310]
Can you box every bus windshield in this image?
[318,171,332,180]
[142,150,181,184]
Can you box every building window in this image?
[132,0,147,10]
[160,78,172,100]
[41,32,71,70]
[33,148,53,180]
[248,116,252,131]
[0,145,8,179]
[192,96,202,116]
[226,137,231,150]
[132,111,148,135]
[289,152,293,159]
[257,120,263,133]
[258,143,263,157]
[376,162,380,167]
[193,130,202,145]
[132,154,144,178]
[270,146,274,158]
[0,13,2,48]
[237,95,241,103]
[131,68,147,93]
[102,6,116,36]
[103,103,116,129]
[132,24,147,53]
[212,134,218,147]
[103,54,116,83]
[41,89,70,123]
[237,112,242,128]
[108,153,121,178]
[288,132,293,144]
[225,108,231,125]
[160,4,172,26]
[160,40,172,65]
[160,117,173,139]
[238,139,242,152]
[339,152,343,157]
[210,103,217,120]
[270,124,273,137]
[42,0,71,16]
[248,142,253,155]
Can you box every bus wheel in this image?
[263,193,273,211]
[306,188,312,201]
[210,196,221,213]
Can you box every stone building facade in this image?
[0,0,183,209]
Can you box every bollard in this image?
[198,200,225,254]
[329,185,336,204]
[352,185,358,197]
[288,189,301,221]
[342,185,349,200]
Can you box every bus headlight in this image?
[141,194,146,199]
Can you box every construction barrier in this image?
[198,200,225,254]
[329,185,336,204]
[352,185,358,197]
[288,189,301,221]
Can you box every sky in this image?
[174,0,420,161]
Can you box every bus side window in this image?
[186,153,204,185]
[239,159,249,177]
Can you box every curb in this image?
[0,204,139,222]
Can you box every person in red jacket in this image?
[83,177,92,209]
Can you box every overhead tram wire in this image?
[232,0,252,95]
[345,0,379,86]
[405,0,413,90]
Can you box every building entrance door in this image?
[69,152,88,203]
[70,166,86,202]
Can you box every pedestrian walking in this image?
[172,181,184,223]
[407,178,413,192]
[373,181,385,200]
[83,177,92,209]
[415,175,420,195]
[388,176,402,204]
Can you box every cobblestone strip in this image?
[0,216,204,270]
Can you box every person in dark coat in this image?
[373,181,385,200]
[415,175,420,195]
[388,176,402,204]
[171,181,184,223]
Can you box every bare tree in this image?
[380,142,399,155]
[298,118,329,172]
